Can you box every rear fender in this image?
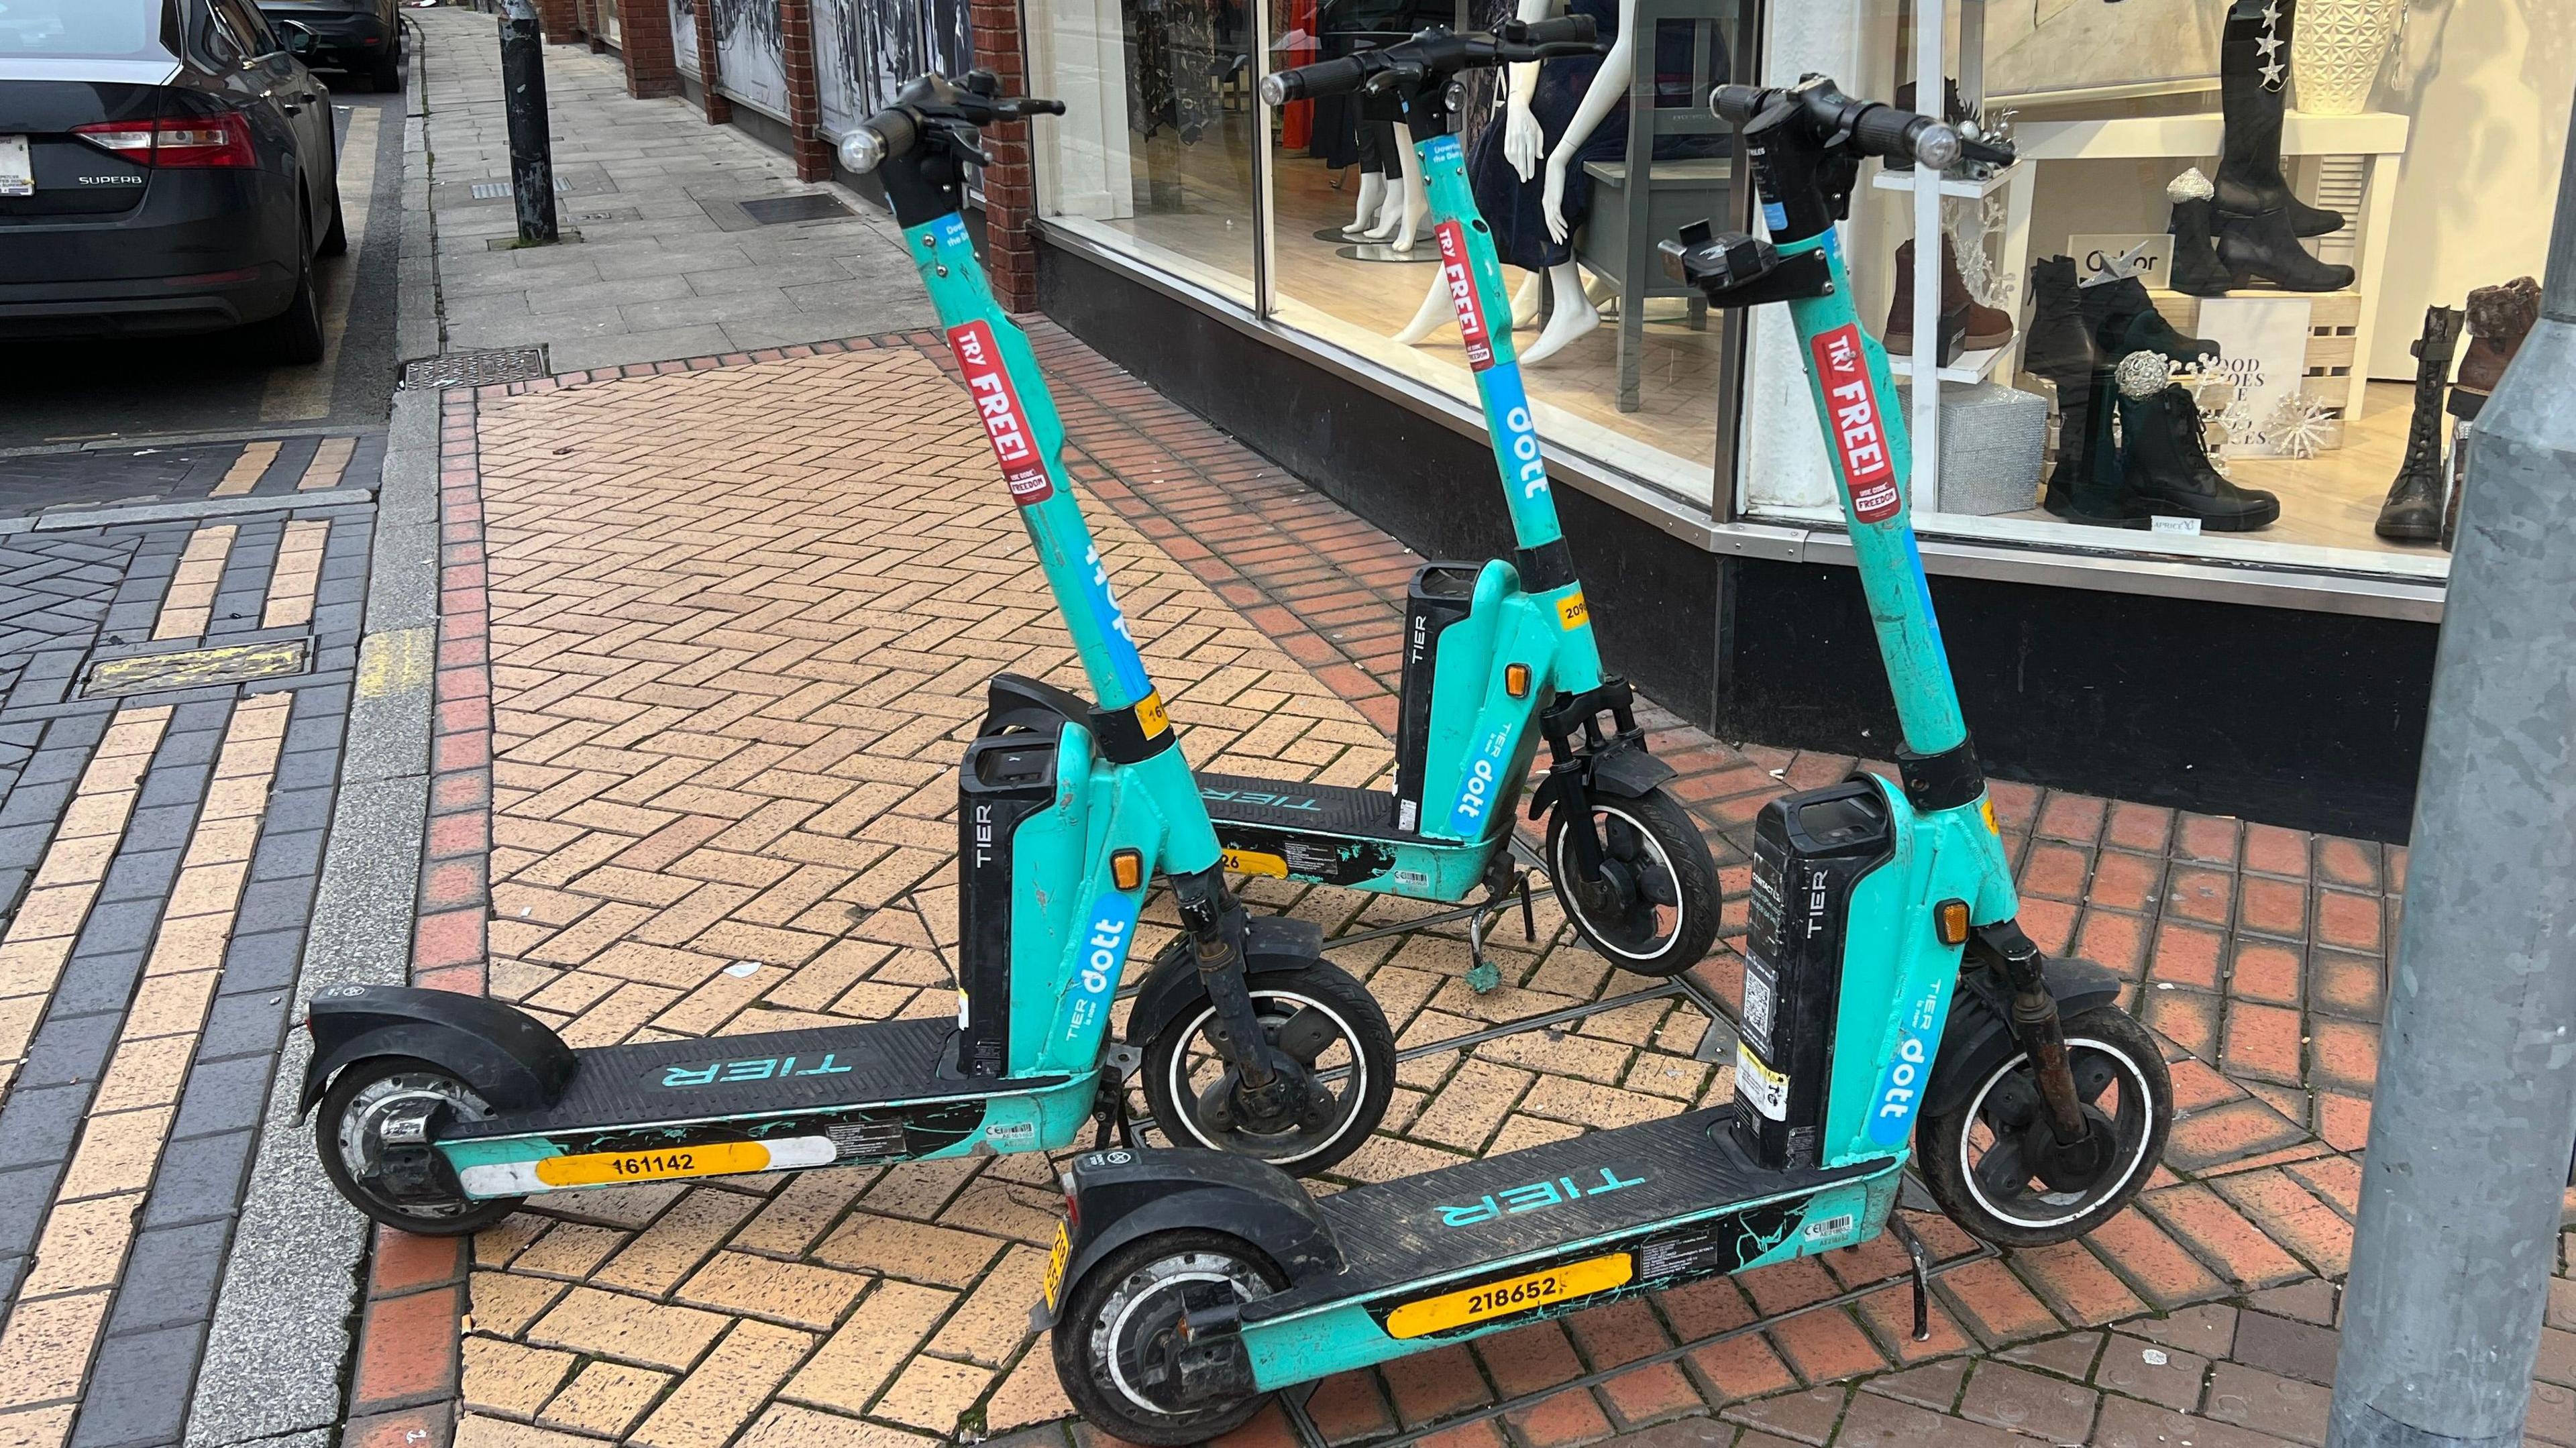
[1922,957,2127,1119]
[298,984,576,1119]
[1038,1145,1340,1330]
[1120,915,1328,1050]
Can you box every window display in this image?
[1021,0,2571,585]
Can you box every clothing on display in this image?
[1122,0,1226,143]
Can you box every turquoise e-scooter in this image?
[296,80,1398,1236]
[1041,72,2176,1444]
[1167,15,1724,997]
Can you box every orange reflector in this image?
[1936,899,1971,946]
[1112,848,1144,892]
[1505,663,1531,699]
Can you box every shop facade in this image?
[542,0,2569,840]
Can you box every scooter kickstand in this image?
[1464,873,1528,995]
[1889,1215,1934,1342]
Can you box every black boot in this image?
[2024,257,2097,514]
[2166,169,2235,298]
[2081,274,2219,365]
[2216,0,2343,238]
[2072,351,2282,531]
[2376,307,2462,542]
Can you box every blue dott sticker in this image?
[1060,892,1140,1046]
[1446,725,1513,837]
[1866,975,1949,1146]
[1078,545,1155,700]
[932,213,971,247]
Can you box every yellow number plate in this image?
[1042,1219,1073,1310]
[532,1141,771,1187]
[1222,848,1289,879]
[1385,1253,1632,1339]
[1556,592,1590,630]
[1134,690,1170,738]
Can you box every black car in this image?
[0,0,345,360]
[256,0,400,91]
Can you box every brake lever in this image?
[1959,135,2016,166]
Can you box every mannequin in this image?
[1393,0,1635,357]
[1359,123,1432,247]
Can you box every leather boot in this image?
[2081,273,2218,365]
[2070,351,2282,530]
[2216,0,2343,237]
[2024,256,2098,514]
[2165,169,2235,298]
[2453,274,2540,400]
[2375,305,2462,543]
[1883,237,1969,362]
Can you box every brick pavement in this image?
[0,436,377,1446]
[337,325,2540,1448]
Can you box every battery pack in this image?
[954,723,1061,1078]
[1735,780,1895,1169]
[1392,563,1481,834]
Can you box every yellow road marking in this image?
[211,440,280,497]
[355,626,434,700]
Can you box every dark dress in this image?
[1466,0,1728,272]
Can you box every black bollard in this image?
[500,0,559,244]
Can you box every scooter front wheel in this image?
[1549,787,1720,976]
[1142,961,1393,1178]
[1052,1229,1280,1445]
[315,1055,523,1236]
[1917,1005,2174,1248]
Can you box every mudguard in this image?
[298,983,578,1119]
[1038,1144,1341,1329]
[1121,914,1330,1050]
[1527,734,1675,820]
[1921,956,2127,1119]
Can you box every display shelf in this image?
[1870,165,2017,202]
[1887,343,2009,385]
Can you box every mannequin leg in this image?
[1388,125,1431,254]
[1518,260,1600,366]
[1344,170,1386,235]
[1391,266,1454,344]
[1511,271,1544,331]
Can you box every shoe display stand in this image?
[1988,109,2410,425]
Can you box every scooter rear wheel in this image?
[1549,787,1719,977]
[315,1055,523,1236]
[1051,1229,1280,1445]
[1142,960,1393,1177]
[1917,1005,2173,1248]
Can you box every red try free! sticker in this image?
[1808,323,1900,522]
[947,319,1053,505]
[1436,221,1495,371]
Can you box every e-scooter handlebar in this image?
[841,72,1066,174]
[1712,79,1976,173]
[1260,18,1602,105]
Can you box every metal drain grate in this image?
[470,177,574,201]
[401,347,551,391]
[737,192,854,225]
[85,640,311,699]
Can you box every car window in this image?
[0,0,171,58]
[212,0,276,55]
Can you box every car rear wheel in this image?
[320,182,348,257]
[372,56,402,92]
[254,216,327,365]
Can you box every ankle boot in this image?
[2024,257,2097,514]
[2212,203,2356,292]
[2082,273,2219,365]
[2070,351,2282,530]
[2453,274,2540,400]
[2375,306,2463,543]
[1883,237,1970,361]
[2165,169,2235,298]
[2216,0,2343,238]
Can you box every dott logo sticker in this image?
[1060,893,1140,1044]
[1866,976,1950,1146]
[947,319,1053,505]
[1809,323,1900,522]
[1436,221,1495,370]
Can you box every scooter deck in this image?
[440,1017,1067,1141]
[1243,1105,1882,1324]
[1199,773,1411,841]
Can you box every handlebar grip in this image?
[1011,97,1068,117]
[1712,84,1769,125]
[841,107,919,174]
[1515,14,1597,44]
[1261,54,1371,103]
[1848,103,1929,163]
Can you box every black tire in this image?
[1917,1005,2174,1249]
[319,182,348,257]
[372,56,402,92]
[1051,1229,1281,1445]
[1141,960,1392,1178]
[314,1054,523,1236]
[255,216,327,365]
[1548,786,1719,977]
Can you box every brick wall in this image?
[532,0,579,42]
[616,0,682,97]
[777,0,832,182]
[969,0,1036,312]
[691,0,730,123]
